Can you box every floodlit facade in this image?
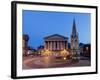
[44,34,69,56]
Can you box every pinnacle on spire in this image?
[72,19,77,35]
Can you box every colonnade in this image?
[45,41,68,50]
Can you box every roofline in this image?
[44,34,68,39]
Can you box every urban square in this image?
[22,11,91,69]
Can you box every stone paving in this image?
[23,55,90,69]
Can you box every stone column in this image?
[58,41,59,50]
[52,41,53,51]
[51,41,52,50]
[57,41,58,50]
[52,41,53,50]
[46,41,48,49]
[48,41,49,50]
[45,41,47,50]
[52,41,54,51]
[54,41,55,50]
[49,41,51,50]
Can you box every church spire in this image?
[72,19,77,36]
[70,19,80,57]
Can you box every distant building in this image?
[37,45,44,55]
[23,34,29,56]
[82,44,91,58]
[27,46,37,55]
[79,43,85,54]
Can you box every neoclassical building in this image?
[44,34,69,56]
[44,34,68,50]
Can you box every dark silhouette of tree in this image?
[37,45,44,50]
[23,34,29,41]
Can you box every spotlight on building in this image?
[61,49,68,57]
[44,49,51,56]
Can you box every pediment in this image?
[44,34,68,41]
[48,35,64,39]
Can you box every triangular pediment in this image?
[49,35,63,39]
[44,34,68,40]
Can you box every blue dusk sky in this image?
[23,10,91,49]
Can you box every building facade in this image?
[82,44,91,59]
[23,34,29,56]
[44,34,69,56]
